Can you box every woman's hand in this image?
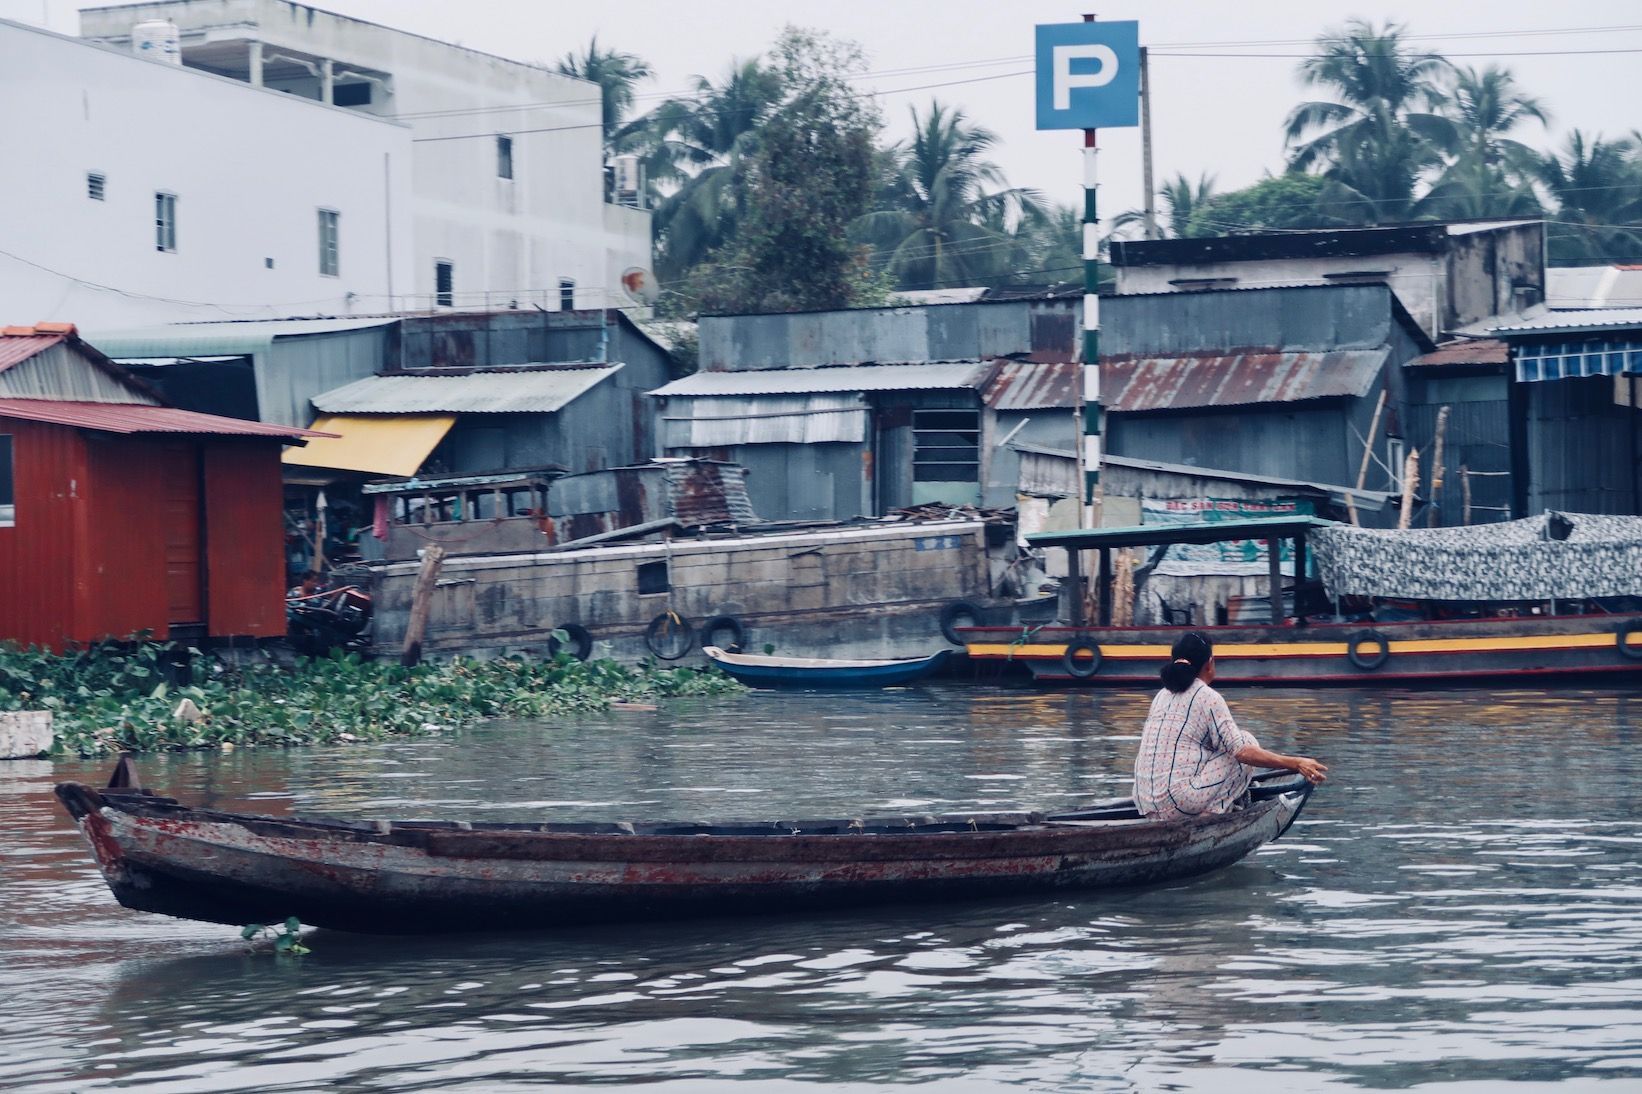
[1287,755,1328,784]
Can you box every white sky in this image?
[10,0,1641,222]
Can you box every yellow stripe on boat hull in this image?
[967,631,1633,661]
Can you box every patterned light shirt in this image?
[1133,680,1260,820]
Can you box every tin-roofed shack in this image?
[0,324,321,649]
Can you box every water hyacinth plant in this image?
[0,636,742,757]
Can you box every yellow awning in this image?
[282,414,455,477]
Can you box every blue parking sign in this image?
[1035,21,1140,130]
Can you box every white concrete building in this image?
[80,0,654,313]
[0,16,413,328]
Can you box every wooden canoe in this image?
[55,763,1314,934]
[703,645,952,688]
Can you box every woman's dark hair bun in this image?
[1160,631,1214,692]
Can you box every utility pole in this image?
[1079,12,1103,532]
[1140,46,1158,239]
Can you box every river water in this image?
[2,685,1641,1092]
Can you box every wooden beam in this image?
[400,545,446,667]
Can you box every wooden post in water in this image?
[1461,464,1472,525]
[1428,406,1450,527]
[1397,449,1421,530]
[400,545,446,667]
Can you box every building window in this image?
[154,192,177,252]
[912,409,981,483]
[497,135,513,180]
[435,261,454,307]
[636,560,669,595]
[559,278,575,311]
[317,209,340,277]
[0,435,13,528]
[333,82,371,107]
[87,173,106,201]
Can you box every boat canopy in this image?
[1312,512,1642,602]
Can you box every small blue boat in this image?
[703,645,951,688]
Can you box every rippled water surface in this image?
[3,685,1641,1091]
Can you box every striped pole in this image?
[1081,127,1100,520]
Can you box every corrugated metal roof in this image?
[1545,265,1642,309]
[651,361,994,397]
[0,399,327,438]
[1489,309,1642,336]
[1103,349,1387,412]
[0,333,68,373]
[85,317,398,360]
[663,461,759,526]
[312,365,622,414]
[661,395,867,447]
[1408,339,1511,368]
[985,360,1079,410]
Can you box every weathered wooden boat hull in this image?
[962,614,1642,685]
[704,647,952,688]
[55,779,1309,934]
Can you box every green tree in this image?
[555,37,652,151]
[1113,172,1217,239]
[639,59,785,281]
[1284,19,1456,224]
[1423,65,1548,220]
[1537,131,1642,265]
[691,28,883,313]
[858,101,1045,290]
[1184,173,1333,235]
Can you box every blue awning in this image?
[1515,339,1642,382]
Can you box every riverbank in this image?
[0,641,743,757]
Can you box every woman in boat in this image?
[1134,631,1327,820]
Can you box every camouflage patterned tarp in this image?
[1310,512,1642,602]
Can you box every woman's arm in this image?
[1233,744,1328,784]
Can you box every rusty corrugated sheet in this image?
[1102,349,1387,412]
[1409,339,1510,368]
[203,441,289,638]
[665,462,758,526]
[0,399,325,438]
[653,361,994,396]
[0,418,86,650]
[984,360,1079,410]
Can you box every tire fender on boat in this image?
[700,614,746,653]
[1617,619,1642,660]
[939,600,985,645]
[645,612,696,660]
[1062,637,1103,679]
[1347,630,1391,671]
[548,622,594,662]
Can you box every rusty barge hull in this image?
[55,780,1308,934]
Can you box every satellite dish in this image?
[621,267,661,306]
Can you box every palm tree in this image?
[636,59,786,279]
[555,37,652,152]
[1284,19,1456,224]
[1424,65,1548,220]
[858,101,1045,290]
[1537,131,1642,265]
[1112,172,1216,239]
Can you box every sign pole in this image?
[1080,14,1102,539]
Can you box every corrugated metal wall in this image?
[1526,377,1642,514]
[262,329,391,427]
[80,434,174,640]
[0,418,84,649]
[1109,405,1354,486]
[1104,284,1397,355]
[1405,373,1514,524]
[203,440,288,637]
[0,345,154,403]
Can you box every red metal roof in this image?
[1408,339,1511,368]
[0,399,331,440]
[984,360,1079,410]
[0,333,69,373]
[1102,349,1387,412]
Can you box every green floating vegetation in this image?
[0,639,743,758]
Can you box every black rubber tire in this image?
[1346,630,1391,671]
[939,600,986,645]
[1618,619,1642,660]
[1062,637,1103,679]
[645,612,695,661]
[547,622,594,662]
[699,614,746,652]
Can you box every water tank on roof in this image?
[132,21,182,65]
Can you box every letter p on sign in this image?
[1035,21,1140,130]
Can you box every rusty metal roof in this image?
[1103,348,1387,412]
[0,399,329,439]
[984,360,1079,410]
[1408,339,1511,368]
